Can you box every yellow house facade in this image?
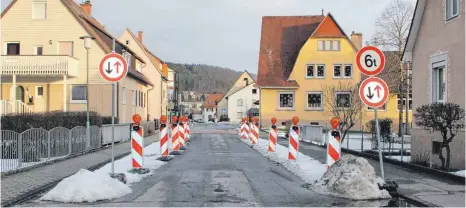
[0,0,153,123]
[256,14,412,131]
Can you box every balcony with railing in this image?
[0,55,79,76]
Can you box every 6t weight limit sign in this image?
[356,46,385,76]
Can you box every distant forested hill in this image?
[166,63,256,94]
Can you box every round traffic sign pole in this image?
[356,46,385,76]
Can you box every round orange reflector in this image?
[330,117,340,129]
[271,117,277,125]
[171,116,178,123]
[132,114,141,124]
[252,117,258,123]
[291,116,299,125]
[160,115,167,124]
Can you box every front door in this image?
[16,86,24,102]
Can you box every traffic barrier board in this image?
[356,46,385,76]
[359,77,389,108]
[99,53,128,82]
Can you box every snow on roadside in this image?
[451,170,465,177]
[41,141,168,203]
[312,155,391,200]
[244,138,391,200]
[243,138,326,184]
[41,169,132,203]
[94,141,168,185]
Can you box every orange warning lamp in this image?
[171,116,178,123]
[330,117,340,129]
[292,116,299,125]
[252,117,258,123]
[271,117,277,125]
[160,115,167,124]
[132,114,141,125]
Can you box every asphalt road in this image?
[23,123,394,207]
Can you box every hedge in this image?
[1,111,119,132]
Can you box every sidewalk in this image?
[1,132,160,207]
[258,131,465,207]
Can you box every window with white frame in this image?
[237,99,243,107]
[237,112,242,119]
[344,64,352,77]
[333,64,342,77]
[278,92,294,109]
[35,86,43,98]
[317,40,340,51]
[336,92,351,108]
[32,1,46,20]
[445,0,460,20]
[334,64,352,78]
[397,92,412,110]
[252,89,257,94]
[332,40,340,51]
[432,66,446,102]
[70,85,86,103]
[318,40,325,51]
[306,64,325,78]
[122,87,126,105]
[368,103,387,111]
[306,92,323,110]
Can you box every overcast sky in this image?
[1,0,415,73]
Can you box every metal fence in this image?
[1,126,102,173]
[101,123,132,145]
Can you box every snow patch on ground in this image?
[41,169,132,203]
[242,138,326,184]
[451,170,465,177]
[41,141,168,203]
[312,155,391,200]
[94,141,167,185]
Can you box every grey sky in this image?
[2,0,415,73]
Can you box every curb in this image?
[398,194,441,207]
[1,137,160,207]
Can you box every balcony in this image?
[0,55,79,77]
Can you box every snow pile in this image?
[243,138,326,183]
[451,170,465,177]
[312,155,391,200]
[94,141,167,184]
[41,169,132,203]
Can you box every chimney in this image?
[138,31,143,43]
[80,0,92,15]
[350,31,363,50]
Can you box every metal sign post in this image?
[374,108,385,180]
[98,39,128,175]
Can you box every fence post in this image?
[68,130,72,155]
[17,134,22,169]
[47,131,51,161]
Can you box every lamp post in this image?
[80,36,95,150]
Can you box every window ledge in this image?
[305,108,324,111]
[306,77,326,79]
[445,15,460,24]
[70,100,87,104]
[276,108,295,111]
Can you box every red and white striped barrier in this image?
[244,121,250,141]
[251,118,259,145]
[269,118,277,152]
[171,117,180,151]
[240,120,245,139]
[160,116,169,157]
[131,126,144,168]
[178,118,186,148]
[327,118,341,168]
[186,120,191,141]
[288,117,300,161]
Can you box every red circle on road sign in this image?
[99,53,128,82]
[356,46,385,76]
[359,77,389,108]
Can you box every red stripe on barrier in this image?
[288,152,296,160]
[132,158,141,168]
[289,134,299,149]
[132,139,143,155]
[328,144,340,161]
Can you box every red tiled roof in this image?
[202,94,224,108]
[256,15,325,87]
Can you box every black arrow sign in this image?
[366,86,374,100]
[105,62,113,74]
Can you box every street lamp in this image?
[80,36,95,149]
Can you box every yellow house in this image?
[0,0,153,123]
[119,29,170,120]
[256,13,412,132]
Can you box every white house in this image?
[227,83,259,123]
[201,94,223,122]
[216,71,255,119]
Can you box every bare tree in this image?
[372,0,414,136]
[323,81,363,143]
